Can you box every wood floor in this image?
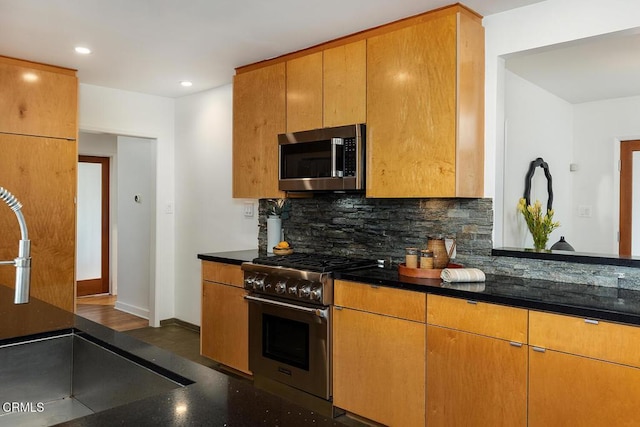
[76,294,149,331]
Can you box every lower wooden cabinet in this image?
[529,348,640,427]
[426,326,527,426]
[333,280,426,426]
[201,262,250,375]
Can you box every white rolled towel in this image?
[441,268,486,283]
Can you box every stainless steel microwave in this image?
[278,123,365,192]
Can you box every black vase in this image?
[550,236,575,251]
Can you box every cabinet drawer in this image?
[427,294,528,343]
[530,310,640,368]
[201,261,243,287]
[334,280,426,322]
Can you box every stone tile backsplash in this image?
[258,194,640,289]
[259,195,493,265]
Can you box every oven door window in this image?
[262,313,309,371]
[280,140,343,179]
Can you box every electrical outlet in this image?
[243,202,254,218]
[578,205,592,218]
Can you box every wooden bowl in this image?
[272,247,293,256]
[398,262,463,279]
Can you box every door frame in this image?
[619,140,640,256]
[77,155,110,296]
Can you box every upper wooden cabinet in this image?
[286,52,323,133]
[233,4,483,199]
[232,63,285,199]
[0,56,78,140]
[366,9,484,198]
[323,40,366,127]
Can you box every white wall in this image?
[174,84,258,326]
[484,0,640,248]
[572,95,640,253]
[503,70,573,249]
[79,84,175,326]
[116,136,156,318]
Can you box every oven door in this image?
[246,294,331,400]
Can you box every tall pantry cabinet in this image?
[0,55,78,312]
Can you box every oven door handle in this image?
[244,295,329,319]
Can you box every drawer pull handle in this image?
[466,300,478,305]
[509,342,523,348]
[334,306,343,311]
[584,319,599,325]
[370,285,380,289]
[533,346,546,353]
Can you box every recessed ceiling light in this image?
[74,46,91,55]
[180,81,193,87]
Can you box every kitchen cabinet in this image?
[201,261,251,375]
[232,62,285,199]
[0,56,77,312]
[332,280,426,426]
[366,8,484,198]
[0,56,77,139]
[323,40,366,127]
[529,310,640,426]
[286,40,366,132]
[286,52,323,133]
[426,295,528,426]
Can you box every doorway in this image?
[619,140,640,256]
[77,156,110,296]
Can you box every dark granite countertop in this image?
[197,249,259,265]
[0,285,361,426]
[335,267,640,326]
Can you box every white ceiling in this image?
[505,29,640,104]
[0,0,543,98]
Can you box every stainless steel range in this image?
[241,253,376,414]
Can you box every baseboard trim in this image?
[114,301,149,319]
[160,318,200,333]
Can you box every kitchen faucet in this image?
[0,187,31,304]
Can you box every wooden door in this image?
[366,14,457,198]
[426,326,527,426]
[332,306,425,426]
[232,63,285,199]
[619,139,640,256]
[323,40,366,127]
[529,348,640,426]
[0,133,76,311]
[201,281,250,374]
[77,156,110,296]
[286,52,323,132]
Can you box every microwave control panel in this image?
[343,137,357,177]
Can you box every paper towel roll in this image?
[440,268,485,283]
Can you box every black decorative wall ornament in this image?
[523,157,553,212]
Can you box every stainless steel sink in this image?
[0,331,191,426]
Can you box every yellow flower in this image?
[518,198,560,250]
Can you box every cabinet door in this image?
[323,40,366,127]
[427,326,527,427]
[367,14,457,198]
[529,348,640,427]
[201,281,250,374]
[232,63,285,199]
[333,306,425,426]
[286,52,323,132]
[0,57,77,139]
[0,133,76,312]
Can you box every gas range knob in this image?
[275,281,287,294]
[244,275,256,289]
[288,284,298,295]
[310,287,322,301]
[253,275,266,290]
[298,285,311,298]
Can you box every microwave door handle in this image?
[331,138,344,178]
